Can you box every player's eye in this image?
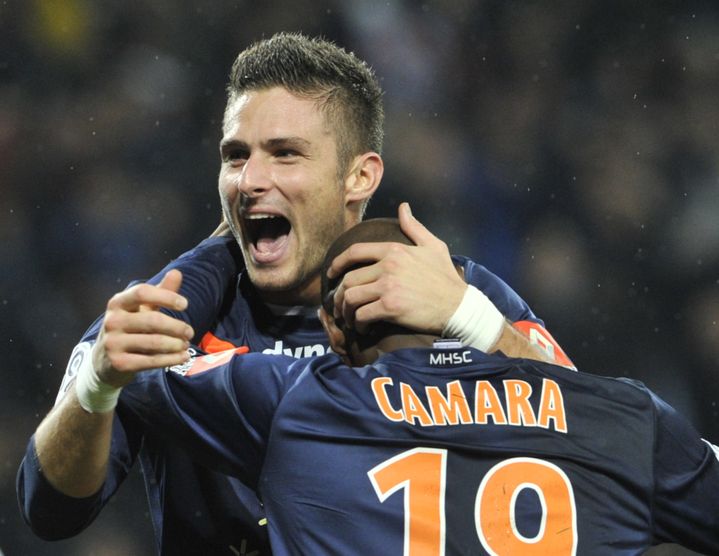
[223,149,249,165]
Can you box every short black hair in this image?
[226,32,384,174]
[321,218,412,317]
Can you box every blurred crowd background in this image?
[2,1,718,554]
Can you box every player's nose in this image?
[238,154,273,197]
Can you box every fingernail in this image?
[185,326,194,340]
[176,296,188,310]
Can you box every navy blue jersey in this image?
[17,239,547,555]
[123,347,719,556]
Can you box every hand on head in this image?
[327,202,468,336]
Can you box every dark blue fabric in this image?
[17,239,543,554]
[126,348,719,555]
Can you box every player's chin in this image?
[247,263,304,292]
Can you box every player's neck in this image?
[350,332,437,366]
[258,274,322,307]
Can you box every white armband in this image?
[442,285,505,352]
[74,343,122,413]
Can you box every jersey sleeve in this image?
[651,391,719,552]
[143,236,242,344]
[16,411,138,540]
[17,237,241,539]
[119,352,298,489]
[53,236,241,405]
[455,256,542,325]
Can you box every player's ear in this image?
[319,307,348,357]
[344,152,383,206]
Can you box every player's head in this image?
[225,32,384,175]
[320,218,415,362]
[218,33,385,305]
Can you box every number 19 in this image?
[368,448,577,555]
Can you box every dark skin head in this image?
[319,218,436,365]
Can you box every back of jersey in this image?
[261,347,719,556]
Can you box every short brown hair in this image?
[227,32,384,174]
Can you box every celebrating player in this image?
[107,219,719,554]
[18,34,569,554]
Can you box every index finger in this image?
[327,242,401,278]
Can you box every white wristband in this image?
[74,344,122,413]
[442,285,505,352]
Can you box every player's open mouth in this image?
[244,214,292,264]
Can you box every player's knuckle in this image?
[333,250,348,265]
[434,238,449,253]
[343,288,359,308]
[162,335,180,351]
[340,273,355,289]
[102,334,120,353]
[380,274,398,291]
[107,292,125,309]
[383,257,400,273]
[388,242,405,255]
[158,335,178,352]
[382,295,402,315]
[135,284,153,302]
[346,244,362,260]
[108,352,128,371]
[147,311,165,329]
[354,306,369,323]
[103,311,121,330]
[143,335,161,351]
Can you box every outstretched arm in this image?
[33,271,192,498]
[19,232,242,540]
[328,203,573,368]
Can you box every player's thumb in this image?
[139,270,187,313]
[158,269,184,294]
[398,202,434,246]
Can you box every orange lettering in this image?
[538,379,567,433]
[504,380,537,426]
[426,380,473,425]
[371,377,404,422]
[474,381,507,425]
[401,383,433,426]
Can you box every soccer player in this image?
[17,34,570,554]
[99,218,719,554]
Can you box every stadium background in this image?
[1,1,718,554]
